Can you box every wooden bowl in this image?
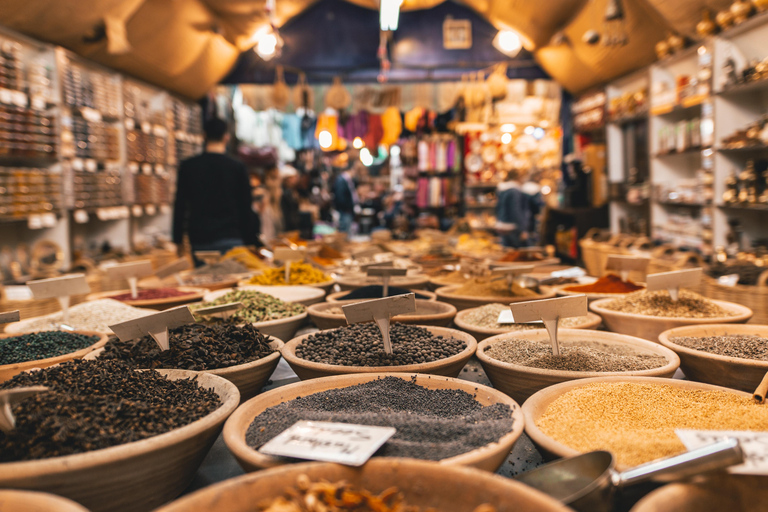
[239,277,336,294]
[658,324,768,393]
[0,369,240,512]
[477,329,680,403]
[435,285,557,312]
[307,299,457,330]
[0,330,109,383]
[521,376,752,467]
[223,373,524,473]
[555,277,646,302]
[326,289,437,302]
[204,285,325,307]
[281,325,477,380]
[454,308,602,341]
[86,338,284,402]
[630,474,768,512]
[0,489,90,511]
[252,312,307,342]
[336,274,429,291]
[85,287,208,310]
[138,274,239,292]
[590,298,753,341]
[155,458,570,512]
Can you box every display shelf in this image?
[608,111,649,125]
[650,99,706,117]
[718,203,768,211]
[716,145,768,153]
[652,146,707,158]
[718,78,768,96]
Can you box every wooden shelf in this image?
[608,111,649,125]
[653,146,706,158]
[650,97,707,117]
[717,145,768,153]
[718,203,768,211]
[656,201,707,208]
[718,79,768,96]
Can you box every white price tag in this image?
[194,302,243,319]
[676,430,768,475]
[508,295,588,356]
[141,122,151,134]
[103,260,154,280]
[606,255,650,281]
[343,293,416,354]
[155,258,191,279]
[11,91,27,108]
[0,310,20,324]
[27,274,90,299]
[275,247,307,283]
[73,209,89,224]
[646,268,703,302]
[109,305,195,351]
[80,107,102,123]
[145,205,156,215]
[353,247,381,260]
[194,251,221,264]
[491,265,535,286]
[366,265,407,297]
[259,421,396,466]
[27,215,43,230]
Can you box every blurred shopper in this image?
[260,166,284,243]
[495,169,532,248]
[333,162,359,233]
[280,165,302,233]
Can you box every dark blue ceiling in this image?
[222,0,548,84]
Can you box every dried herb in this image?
[671,334,768,361]
[602,289,734,318]
[190,289,305,323]
[0,331,99,365]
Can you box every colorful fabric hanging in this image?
[380,106,402,146]
[363,114,383,149]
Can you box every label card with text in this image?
[259,421,396,466]
[343,293,416,354]
[109,306,195,351]
[366,266,407,297]
[103,260,154,280]
[27,274,90,299]
[0,310,20,324]
[606,255,651,281]
[646,268,703,302]
[508,295,588,356]
[676,430,768,475]
[274,247,307,282]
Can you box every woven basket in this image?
[703,271,768,324]
[579,228,612,277]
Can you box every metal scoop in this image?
[515,438,743,512]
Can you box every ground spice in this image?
[670,335,768,361]
[296,323,465,367]
[245,376,515,461]
[340,286,433,300]
[461,303,592,330]
[188,259,249,276]
[246,263,332,285]
[499,251,544,262]
[3,299,153,334]
[108,287,194,301]
[311,256,338,267]
[0,359,221,462]
[601,289,734,318]
[318,245,343,259]
[0,331,100,365]
[563,274,644,294]
[536,382,768,467]
[453,279,539,298]
[191,289,305,323]
[484,339,666,372]
[98,322,274,371]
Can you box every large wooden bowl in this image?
[590,298,753,341]
[85,287,208,310]
[155,458,570,512]
[239,276,336,294]
[0,490,90,511]
[326,288,437,302]
[630,475,768,512]
[521,376,752,469]
[658,324,768,393]
[0,330,109,383]
[436,285,557,311]
[454,308,602,341]
[281,325,477,380]
[0,369,240,512]
[203,285,325,307]
[307,299,457,330]
[223,373,524,473]
[86,338,284,402]
[477,329,680,403]
[336,274,429,291]
[138,274,239,292]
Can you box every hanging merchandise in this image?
[487,64,508,101]
[405,107,425,133]
[281,113,302,150]
[272,66,290,110]
[344,110,369,141]
[315,113,346,152]
[293,73,315,112]
[380,106,403,146]
[363,114,384,149]
[325,76,352,111]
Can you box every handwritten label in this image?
[646,268,703,302]
[606,255,651,282]
[109,305,195,351]
[343,294,416,354]
[366,266,407,297]
[259,421,396,466]
[676,430,767,475]
[508,295,588,356]
[0,310,20,324]
[0,387,49,433]
[154,258,191,279]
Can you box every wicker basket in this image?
[593,234,637,278]
[703,271,768,325]
[579,228,612,277]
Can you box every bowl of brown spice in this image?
[477,329,679,403]
[435,282,557,312]
[630,474,768,512]
[658,324,768,393]
[307,299,457,330]
[155,459,570,512]
[556,274,646,302]
[590,289,753,341]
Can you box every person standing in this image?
[280,165,302,233]
[495,169,531,248]
[172,118,258,262]
[333,163,359,233]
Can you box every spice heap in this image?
[296,323,466,367]
[499,251,544,262]
[671,334,768,361]
[108,287,195,302]
[258,476,497,512]
[0,331,100,365]
[246,263,331,285]
[601,289,734,318]
[0,359,221,462]
[536,382,768,467]
[223,247,271,270]
[484,339,666,372]
[563,274,644,294]
[452,279,539,298]
[461,303,592,330]
[191,289,305,323]
[99,323,274,371]
[3,299,153,333]
[180,259,249,286]
[324,303,426,318]
[341,286,433,300]
[246,376,515,460]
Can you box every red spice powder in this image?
[563,274,644,294]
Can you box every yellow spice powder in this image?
[536,382,768,467]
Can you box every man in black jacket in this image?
[333,163,359,233]
[172,118,257,262]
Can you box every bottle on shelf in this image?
[723,170,739,204]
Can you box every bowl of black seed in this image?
[0,330,109,382]
[659,324,768,393]
[222,373,524,473]
[477,329,680,403]
[0,359,240,512]
[88,322,283,401]
[326,287,437,302]
[307,299,457,330]
[281,323,477,379]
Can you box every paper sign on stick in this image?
[194,302,243,320]
[0,310,20,324]
[606,255,651,282]
[0,387,48,433]
[676,430,764,475]
[155,258,191,280]
[646,268,703,302]
[109,306,195,351]
[274,247,306,283]
[27,274,90,327]
[342,293,416,354]
[366,266,407,297]
[352,247,380,260]
[194,251,221,266]
[492,265,535,286]
[103,260,154,299]
[508,295,588,356]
